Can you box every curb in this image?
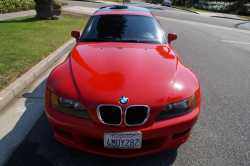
[0,38,76,110]
[171,7,199,14]
[210,15,249,21]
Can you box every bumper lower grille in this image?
[125,106,150,126]
[98,105,122,125]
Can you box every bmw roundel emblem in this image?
[119,96,129,105]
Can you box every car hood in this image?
[70,42,177,106]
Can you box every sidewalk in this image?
[0,10,35,21]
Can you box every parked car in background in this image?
[145,0,152,3]
[162,0,171,7]
[123,0,130,3]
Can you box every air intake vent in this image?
[125,106,150,126]
[98,105,122,125]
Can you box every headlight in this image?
[156,95,196,121]
[50,93,91,120]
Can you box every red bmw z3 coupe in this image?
[45,5,201,158]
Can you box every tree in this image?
[236,0,248,10]
[188,0,193,7]
[183,0,186,6]
[34,0,62,20]
[172,0,176,6]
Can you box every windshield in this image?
[80,15,167,44]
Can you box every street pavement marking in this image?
[221,40,250,44]
[157,16,250,34]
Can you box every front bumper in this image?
[45,104,200,158]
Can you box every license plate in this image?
[104,132,142,149]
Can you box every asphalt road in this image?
[3,1,250,165]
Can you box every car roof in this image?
[94,6,153,17]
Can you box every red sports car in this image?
[45,5,200,158]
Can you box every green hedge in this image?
[194,1,237,13]
[238,3,250,16]
[0,0,35,13]
[0,0,68,13]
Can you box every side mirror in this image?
[168,32,177,45]
[71,30,80,43]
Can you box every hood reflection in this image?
[72,53,125,92]
[155,46,175,59]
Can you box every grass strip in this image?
[0,12,90,90]
[238,16,250,20]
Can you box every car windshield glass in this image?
[80,15,167,44]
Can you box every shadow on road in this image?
[0,78,47,166]
[234,21,250,28]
